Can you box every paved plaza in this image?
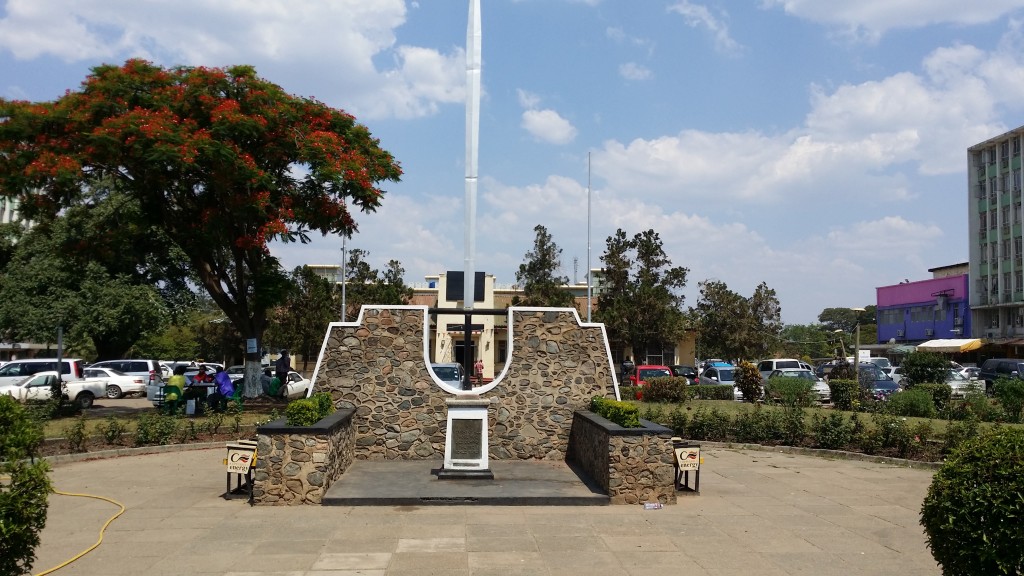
[36,446,941,575]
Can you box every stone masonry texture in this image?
[313,307,617,461]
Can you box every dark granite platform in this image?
[321,459,609,506]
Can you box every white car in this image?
[84,367,147,399]
[283,371,311,399]
[0,371,105,409]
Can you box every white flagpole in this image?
[464,0,481,311]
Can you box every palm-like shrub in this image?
[734,361,762,403]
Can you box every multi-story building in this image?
[968,126,1024,340]
[876,264,970,344]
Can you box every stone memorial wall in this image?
[310,306,618,461]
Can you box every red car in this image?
[629,365,673,386]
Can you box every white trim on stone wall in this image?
[307,304,620,401]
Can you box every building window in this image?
[980,212,987,229]
[1003,240,1011,259]
[1016,271,1023,293]
[990,209,998,228]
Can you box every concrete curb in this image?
[43,442,224,465]
[698,440,944,470]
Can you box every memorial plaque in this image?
[451,418,482,459]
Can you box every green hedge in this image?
[643,377,691,403]
[885,388,936,418]
[590,396,641,428]
[285,392,335,426]
[764,377,815,407]
[993,378,1024,422]
[921,427,1024,575]
[913,383,951,413]
[0,395,52,576]
[692,385,735,401]
[828,379,860,411]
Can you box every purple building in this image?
[876,273,970,343]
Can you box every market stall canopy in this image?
[889,344,918,355]
[915,338,982,353]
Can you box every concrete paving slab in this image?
[323,459,608,506]
[33,446,944,576]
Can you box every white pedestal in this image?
[440,396,492,479]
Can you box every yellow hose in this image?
[33,489,125,576]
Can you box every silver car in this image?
[431,363,467,388]
[768,368,830,403]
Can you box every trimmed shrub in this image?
[133,414,179,446]
[732,405,777,444]
[618,385,642,401]
[0,395,52,576]
[828,379,860,411]
[899,351,949,388]
[914,383,952,413]
[942,415,979,454]
[311,391,335,418]
[590,396,641,428]
[692,385,735,401]
[97,416,128,445]
[993,377,1024,423]
[963,390,996,421]
[62,416,89,453]
[285,398,322,426]
[886,389,937,419]
[734,361,763,404]
[764,377,815,407]
[921,427,1024,576]
[812,412,853,450]
[686,406,730,440]
[643,377,691,403]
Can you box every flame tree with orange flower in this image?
[0,59,402,396]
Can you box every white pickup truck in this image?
[0,370,106,409]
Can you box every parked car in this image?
[756,358,802,380]
[668,365,699,385]
[84,367,146,399]
[0,358,86,387]
[888,366,904,387]
[960,366,980,380]
[978,358,1024,393]
[629,365,673,386]
[865,378,900,401]
[226,365,247,382]
[281,370,311,399]
[945,369,980,399]
[88,359,165,388]
[698,364,737,399]
[767,368,830,403]
[0,371,104,409]
[431,363,467,388]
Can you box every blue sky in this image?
[3,1,1024,324]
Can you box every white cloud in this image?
[593,30,1024,211]
[668,1,743,55]
[0,0,464,120]
[619,62,652,81]
[521,109,578,145]
[763,0,1024,40]
[517,89,541,109]
[516,89,577,145]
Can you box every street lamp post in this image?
[851,307,866,386]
